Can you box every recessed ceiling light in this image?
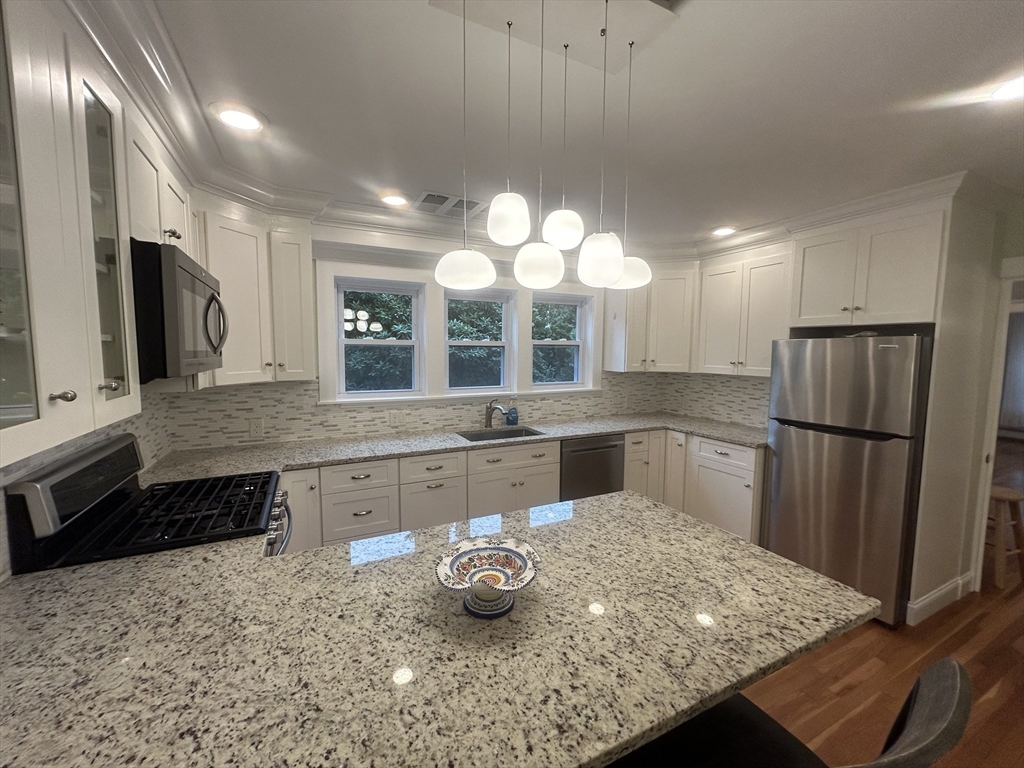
[381,195,408,206]
[210,102,264,131]
[712,227,736,237]
[991,76,1024,101]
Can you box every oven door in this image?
[165,248,227,377]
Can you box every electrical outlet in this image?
[248,417,264,439]
[388,410,406,428]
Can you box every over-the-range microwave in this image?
[130,238,228,383]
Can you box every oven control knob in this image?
[265,532,279,545]
[270,509,282,521]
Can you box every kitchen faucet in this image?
[484,398,509,428]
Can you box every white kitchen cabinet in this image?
[791,211,944,327]
[206,213,274,386]
[322,485,400,544]
[400,451,467,484]
[696,254,788,378]
[468,463,560,517]
[646,430,666,503]
[684,438,763,542]
[269,230,316,381]
[320,459,400,494]
[279,468,322,553]
[467,442,560,474]
[604,272,694,373]
[516,463,561,509]
[125,118,191,250]
[664,432,687,512]
[400,476,468,530]
[623,431,666,501]
[624,453,650,496]
[159,173,189,248]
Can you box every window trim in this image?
[530,294,590,389]
[444,289,515,394]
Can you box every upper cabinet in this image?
[604,271,694,373]
[125,120,192,252]
[791,210,944,327]
[269,230,316,381]
[696,252,789,377]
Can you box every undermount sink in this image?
[457,427,544,442]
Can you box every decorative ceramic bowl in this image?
[435,537,539,619]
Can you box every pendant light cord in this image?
[599,0,609,231]
[462,0,469,248]
[624,41,633,248]
[562,43,568,209]
[538,0,544,231]
[506,20,513,193]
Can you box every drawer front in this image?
[399,451,467,484]
[320,459,399,494]
[467,441,560,474]
[400,476,468,530]
[321,486,400,541]
[688,437,756,471]
[625,432,650,454]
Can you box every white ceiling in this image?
[124,0,1024,246]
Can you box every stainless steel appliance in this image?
[560,434,625,501]
[4,434,289,574]
[130,239,228,383]
[765,335,931,625]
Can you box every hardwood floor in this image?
[745,574,1024,767]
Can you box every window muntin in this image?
[338,285,419,394]
[532,300,582,384]
[446,297,508,390]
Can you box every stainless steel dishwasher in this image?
[560,434,625,501]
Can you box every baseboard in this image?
[906,572,974,626]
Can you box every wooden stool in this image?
[987,485,1024,589]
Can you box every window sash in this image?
[445,294,510,391]
[531,296,586,386]
[532,342,581,385]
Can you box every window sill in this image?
[320,387,603,407]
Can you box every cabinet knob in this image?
[737,361,744,366]
[264,362,272,367]
[519,481,525,486]
[644,461,650,465]
[48,390,77,402]
[97,381,121,392]
[162,228,182,240]
[309,484,317,490]
[853,305,862,311]
[640,359,646,363]
[840,306,849,312]
[650,359,656,364]
[277,362,285,367]
[511,482,517,487]
[729,361,736,365]
[743,483,751,488]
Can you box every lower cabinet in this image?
[322,485,400,545]
[683,438,764,542]
[624,453,650,496]
[278,469,322,553]
[623,430,666,502]
[467,462,561,517]
[664,432,687,512]
[400,476,468,530]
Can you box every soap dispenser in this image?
[505,397,519,426]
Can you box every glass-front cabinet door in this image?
[70,54,140,425]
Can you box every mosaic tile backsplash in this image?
[0,372,770,580]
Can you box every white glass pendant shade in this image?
[542,209,585,250]
[486,192,531,246]
[576,232,625,287]
[608,256,652,290]
[514,241,565,289]
[434,248,497,290]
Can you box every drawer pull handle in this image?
[427,483,445,489]
[351,474,372,480]
[631,440,644,445]
[714,450,730,456]
[486,458,502,464]
[531,453,546,458]
[353,509,373,517]
[425,465,444,471]
[743,483,752,488]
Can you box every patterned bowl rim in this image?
[434,537,540,593]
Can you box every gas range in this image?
[5,434,290,574]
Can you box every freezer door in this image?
[766,420,912,625]
[769,336,922,436]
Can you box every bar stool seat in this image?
[987,485,1024,589]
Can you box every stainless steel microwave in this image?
[130,239,228,382]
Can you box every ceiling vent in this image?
[412,191,488,220]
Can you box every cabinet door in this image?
[853,211,943,324]
[67,55,142,428]
[468,469,519,517]
[125,121,163,242]
[269,231,316,380]
[400,476,468,530]
[646,430,666,503]
[279,468,322,553]
[697,264,742,374]
[517,463,561,509]
[322,486,399,542]
[602,285,649,373]
[790,230,858,326]
[738,255,788,377]
[664,432,687,512]
[648,275,692,372]
[684,456,756,541]
[207,214,274,386]
[159,174,188,248]
[624,453,649,496]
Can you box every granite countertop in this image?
[141,412,767,484]
[0,492,878,768]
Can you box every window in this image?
[446,295,509,389]
[338,283,420,394]
[532,299,582,384]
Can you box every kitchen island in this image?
[0,492,878,767]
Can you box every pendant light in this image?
[577,0,624,288]
[435,0,496,290]
[541,43,584,251]
[610,41,651,290]
[487,21,531,247]
[514,0,564,290]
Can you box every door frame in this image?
[970,262,1024,592]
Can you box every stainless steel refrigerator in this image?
[764,335,931,625]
